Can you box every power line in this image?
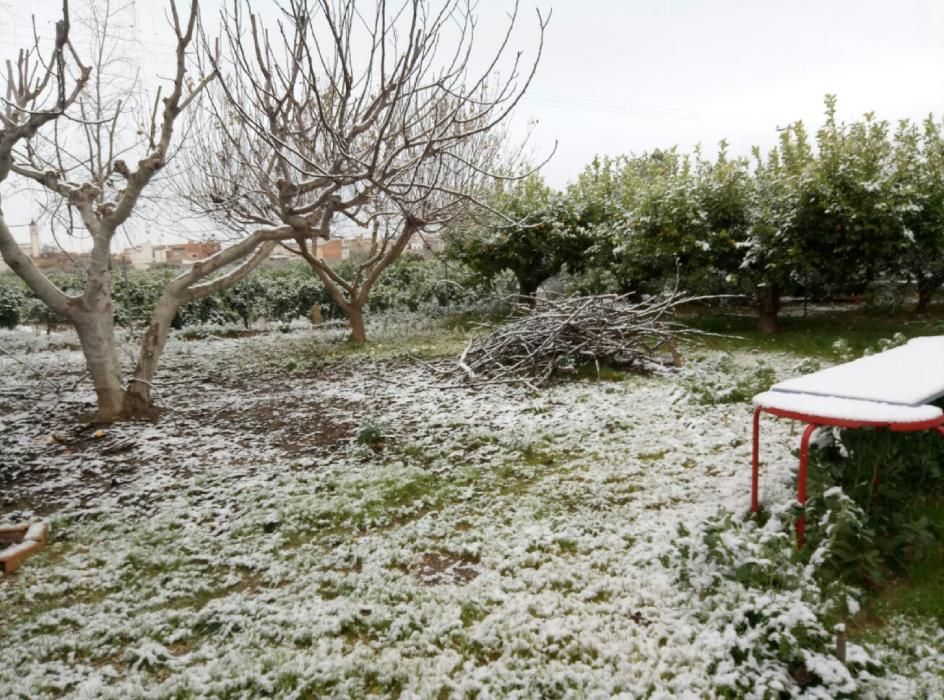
[520,93,772,128]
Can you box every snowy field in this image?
[1,322,942,698]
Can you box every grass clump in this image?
[685,355,776,404]
[355,417,387,450]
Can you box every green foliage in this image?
[112,267,176,328]
[355,418,387,449]
[686,356,777,404]
[0,280,24,329]
[6,270,79,332]
[671,515,877,696]
[258,265,338,325]
[442,96,944,326]
[890,116,944,310]
[365,253,490,312]
[794,97,899,294]
[447,173,593,297]
[804,425,944,584]
[0,255,494,332]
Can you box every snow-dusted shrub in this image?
[831,338,854,362]
[805,424,944,582]
[668,515,883,697]
[0,283,23,329]
[872,332,908,353]
[862,281,906,314]
[801,487,883,586]
[684,355,777,404]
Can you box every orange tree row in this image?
[448,96,944,332]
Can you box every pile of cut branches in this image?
[439,292,716,388]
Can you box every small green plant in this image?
[356,418,387,450]
[686,355,777,404]
[669,515,879,696]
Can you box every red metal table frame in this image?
[751,405,944,547]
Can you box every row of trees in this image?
[449,96,944,331]
[0,0,544,420]
[0,256,500,331]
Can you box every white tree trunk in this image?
[73,306,125,421]
[123,294,180,416]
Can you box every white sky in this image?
[2,0,944,250]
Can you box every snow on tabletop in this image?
[771,335,944,406]
[753,390,944,424]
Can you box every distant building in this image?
[253,232,443,271]
[121,241,221,270]
[161,241,221,266]
[0,221,42,273]
[346,237,374,264]
[268,238,371,266]
[123,243,166,270]
[27,221,40,258]
[407,232,444,256]
[1,225,226,275]
[35,251,92,270]
[318,239,344,263]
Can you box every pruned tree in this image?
[292,208,420,343]
[0,3,89,327]
[185,0,547,343]
[0,1,221,420]
[0,1,328,421]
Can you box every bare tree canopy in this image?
[186,0,548,342]
[0,0,219,421]
[0,1,90,303]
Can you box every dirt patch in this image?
[410,551,480,586]
[0,358,370,519]
[177,329,268,341]
[210,397,356,455]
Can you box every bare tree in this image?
[186,0,547,343]
[0,0,219,420]
[0,0,224,420]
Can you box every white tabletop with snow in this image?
[770,336,944,407]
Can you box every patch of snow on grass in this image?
[0,327,940,698]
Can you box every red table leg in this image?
[796,423,818,548]
[751,407,944,549]
[751,407,761,513]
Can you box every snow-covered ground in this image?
[0,323,941,698]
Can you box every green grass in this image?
[684,306,944,358]
[848,499,944,644]
[562,362,628,383]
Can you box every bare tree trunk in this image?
[307,256,373,345]
[348,302,367,344]
[73,309,125,421]
[757,285,781,335]
[122,295,179,418]
[915,277,938,314]
[516,274,542,306]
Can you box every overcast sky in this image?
[2,0,944,250]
